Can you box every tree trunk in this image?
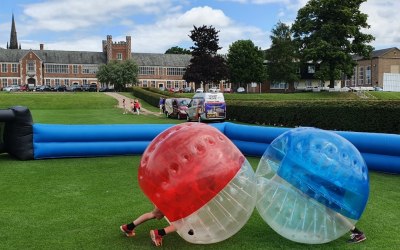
[288,82,295,92]
[329,78,335,88]
[329,65,335,88]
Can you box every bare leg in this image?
[163,224,176,235]
[133,211,156,226]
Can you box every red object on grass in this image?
[138,123,244,222]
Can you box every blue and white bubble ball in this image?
[255,127,369,244]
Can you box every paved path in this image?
[104,92,162,116]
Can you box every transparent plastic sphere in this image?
[139,123,257,244]
[255,127,369,244]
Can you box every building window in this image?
[28,61,35,72]
[45,64,69,74]
[138,66,156,75]
[83,79,88,85]
[166,81,172,89]
[307,65,315,74]
[151,81,156,88]
[2,79,7,86]
[143,80,148,87]
[12,79,18,85]
[117,53,123,60]
[45,79,50,85]
[174,81,180,88]
[2,64,7,73]
[73,65,79,74]
[82,65,98,74]
[366,66,371,85]
[55,79,60,86]
[358,66,364,85]
[271,82,287,89]
[166,67,186,76]
[64,79,69,85]
[11,64,18,73]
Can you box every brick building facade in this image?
[348,47,400,88]
[1,15,399,92]
[0,34,194,91]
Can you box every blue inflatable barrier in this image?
[33,124,173,159]
[31,122,400,174]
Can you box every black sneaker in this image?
[347,233,366,243]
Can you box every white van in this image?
[186,92,226,122]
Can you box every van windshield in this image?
[204,93,224,102]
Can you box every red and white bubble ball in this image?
[138,123,257,244]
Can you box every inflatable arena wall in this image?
[1,106,399,174]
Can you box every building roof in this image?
[371,47,398,58]
[0,49,191,67]
[353,47,400,61]
[0,49,107,64]
[132,53,191,67]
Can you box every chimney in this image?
[40,44,44,50]
[106,35,113,63]
[126,36,131,59]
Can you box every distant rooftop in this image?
[0,49,192,67]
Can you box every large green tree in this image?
[96,59,138,91]
[265,22,299,91]
[227,40,266,90]
[292,0,374,88]
[165,46,191,54]
[183,25,229,90]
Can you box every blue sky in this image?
[1,0,399,54]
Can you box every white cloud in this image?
[21,0,172,31]
[128,6,267,53]
[361,0,400,49]
[218,0,290,4]
[9,0,399,54]
[21,37,103,52]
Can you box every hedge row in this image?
[131,87,170,107]
[131,87,400,133]
[227,100,400,133]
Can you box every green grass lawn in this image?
[0,92,399,249]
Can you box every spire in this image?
[9,13,19,50]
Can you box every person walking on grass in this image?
[120,206,177,247]
[122,99,128,114]
[130,101,135,114]
[159,97,165,114]
[134,99,141,115]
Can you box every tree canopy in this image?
[96,59,138,91]
[291,0,374,88]
[183,25,229,89]
[227,40,266,89]
[165,46,191,54]
[265,22,299,91]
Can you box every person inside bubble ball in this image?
[336,212,366,243]
[120,206,176,246]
